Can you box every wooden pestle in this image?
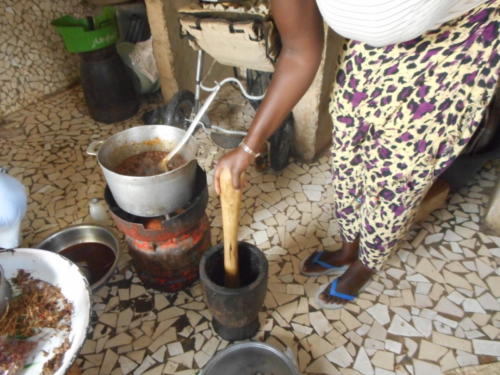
[220,168,242,288]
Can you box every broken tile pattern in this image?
[1,0,93,116]
[1,86,499,374]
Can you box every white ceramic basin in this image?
[0,248,91,375]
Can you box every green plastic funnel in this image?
[52,7,118,53]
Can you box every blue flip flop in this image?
[300,251,348,277]
[315,278,358,310]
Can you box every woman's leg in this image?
[319,1,499,305]
[302,39,366,274]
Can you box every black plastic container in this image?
[80,44,139,123]
[199,242,268,341]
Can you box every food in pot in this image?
[114,151,186,176]
[59,242,115,285]
[43,337,71,374]
[0,337,37,375]
[0,270,73,375]
[0,270,73,337]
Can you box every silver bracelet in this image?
[239,140,261,158]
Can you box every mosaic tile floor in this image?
[1,86,499,375]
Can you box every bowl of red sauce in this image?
[36,224,119,291]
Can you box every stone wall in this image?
[0,0,94,117]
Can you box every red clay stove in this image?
[105,166,210,292]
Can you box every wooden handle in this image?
[220,168,242,288]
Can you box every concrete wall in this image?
[0,0,94,117]
[292,28,344,160]
[145,0,230,102]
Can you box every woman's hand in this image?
[214,146,254,195]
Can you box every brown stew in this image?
[114,151,186,176]
[60,242,115,285]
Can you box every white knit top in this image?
[315,0,487,47]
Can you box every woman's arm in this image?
[214,0,324,193]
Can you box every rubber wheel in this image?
[247,69,294,171]
[269,114,294,171]
[142,103,168,125]
[164,90,195,129]
[246,69,272,110]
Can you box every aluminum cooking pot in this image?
[200,342,300,375]
[87,125,197,217]
[36,224,120,291]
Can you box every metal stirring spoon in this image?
[159,88,219,172]
[159,76,264,171]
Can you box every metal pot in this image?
[87,125,197,217]
[36,224,120,291]
[200,342,300,375]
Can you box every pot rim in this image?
[199,241,268,295]
[99,158,197,182]
[94,124,197,181]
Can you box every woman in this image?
[214,0,499,309]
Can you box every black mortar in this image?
[199,242,268,341]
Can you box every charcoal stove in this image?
[105,165,211,292]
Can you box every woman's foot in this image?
[301,241,359,275]
[316,260,375,308]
